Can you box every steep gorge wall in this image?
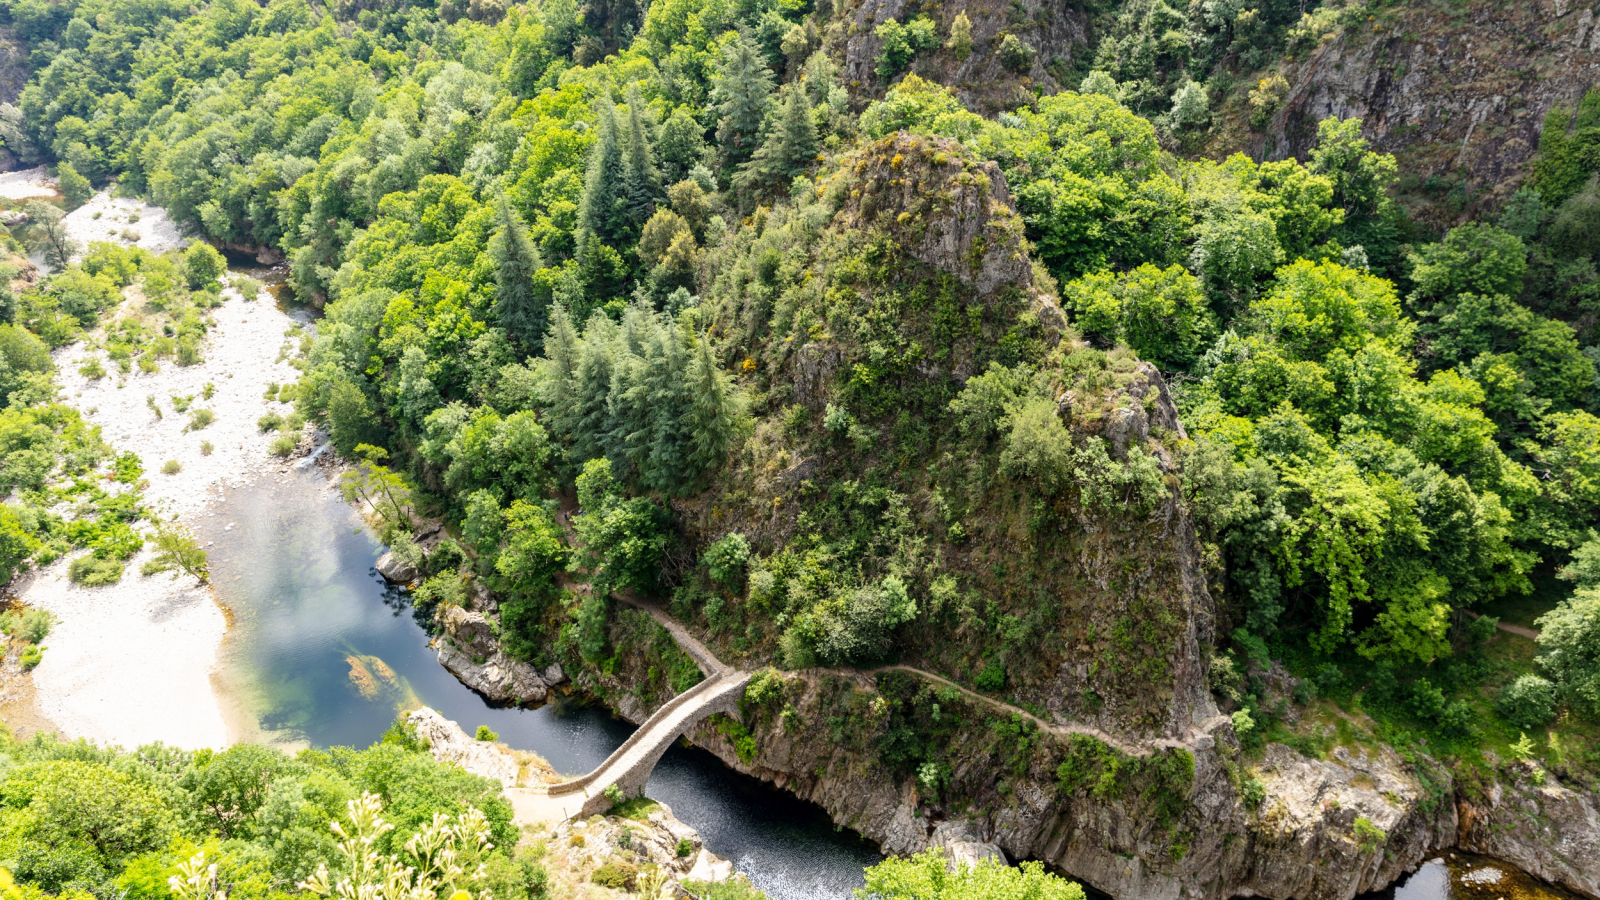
[1255,0,1600,214]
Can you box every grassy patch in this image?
[608,796,662,820]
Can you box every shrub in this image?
[270,436,298,456]
[603,783,624,806]
[161,459,182,475]
[199,441,213,456]
[175,337,201,366]
[589,862,636,890]
[20,644,42,670]
[1352,817,1386,853]
[874,16,938,79]
[1497,674,1559,730]
[187,408,214,430]
[703,533,751,588]
[975,660,1006,692]
[997,33,1034,73]
[258,412,283,432]
[1,608,54,644]
[78,356,105,380]
[676,837,694,858]
[68,554,124,586]
[475,725,498,742]
[183,243,227,290]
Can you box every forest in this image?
[0,0,1599,890]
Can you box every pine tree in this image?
[539,304,582,438]
[711,30,775,171]
[621,83,664,229]
[490,196,546,347]
[734,84,817,194]
[683,337,738,484]
[645,324,694,494]
[569,314,619,467]
[577,93,626,258]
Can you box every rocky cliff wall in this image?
[1254,0,1600,217]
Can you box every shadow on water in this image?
[199,465,880,900]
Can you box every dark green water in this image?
[198,464,880,900]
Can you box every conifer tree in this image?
[569,314,619,466]
[711,30,775,171]
[577,93,626,258]
[734,84,817,194]
[621,83,664,229]
[539,304,582,437]
[947,11,973,61]
[645,325,694,494]
[683,337,738,484]
[490,196,545,346]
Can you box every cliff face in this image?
[678,133,1218,742]
[826,0,1091,113]
[1249,0,1600,217]
[572,653,1545,900]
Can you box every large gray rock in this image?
[1457,766,1600,897]
[375,550,418,584]
[435,605,549,705]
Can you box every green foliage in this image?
[684,879,768,900]
[572,458,671,596]
[703,533,751,589]
[874,17,938,80]
[475,725,498,742]
[1497,674,1558,730]
[182,244,227,292]
[140,520,209,585]
[1061,264,1215,370]
[589,861,635,890]
[68,553,124,586]
[1,607,53,644]
[1055,736,1194,831]
[57,162,92,207]
[1352,816,1386,853]
[859,849,1084,900]
[1537,588,1600,718]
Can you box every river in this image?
[197,463,881,900]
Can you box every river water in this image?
[198,465,880,900]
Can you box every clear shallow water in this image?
[1359,853,1579,900]
[199,466,880,900]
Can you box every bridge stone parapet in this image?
[549,669,752,818]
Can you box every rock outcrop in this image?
[1457,766,1600,897]
[1257,0,1600,215]
[434,605,559,705]
[406,707,522,788]
[375,550,417,584]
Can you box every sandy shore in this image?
[16,189,304,750]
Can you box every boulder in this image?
[375,550,418,583]
[931,821,1008,869]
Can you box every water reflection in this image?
[201,466,879,900]
[1359,854,1579,900]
